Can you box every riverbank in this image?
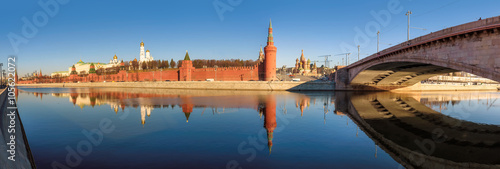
[18,81,335,91]
[0,88,36,168]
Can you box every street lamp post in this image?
[346,53,351,65]
[2,70,5,87]
[377,31,380,53]
[357,45,360,61]
[406,10,412,41]
[0,63,3,87]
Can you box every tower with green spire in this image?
[179,50,194,81]
[89,63,96,74]
[71,65,78,75]
[263,19,277,81]
[184,50,191,61]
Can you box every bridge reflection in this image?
[336,92,500,169]
[18,88,500,168]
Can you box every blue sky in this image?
[1,0,499,76]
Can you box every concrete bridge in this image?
[335,92,500,169]
[335,16,500,90]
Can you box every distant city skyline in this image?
[1,0,499,76]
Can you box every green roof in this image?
[76,62,108,65]
[184,50,191,61]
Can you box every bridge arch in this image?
[336,16,500,90]
[349,56,482,86]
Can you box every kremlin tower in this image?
[263,20,277,81]
[258,46,264,61]
[179,50,194,81]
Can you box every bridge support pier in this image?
[334,68,351,90]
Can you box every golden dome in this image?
[133,58,138,62]
[146,49,150,53]
[140,41,144,47]
[113,54,117,60]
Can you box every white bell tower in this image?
[140,40,145,62]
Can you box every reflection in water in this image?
[263,95,276,154]
[17,87,500,168]
[19,88,306,155]
[337,92,500,169]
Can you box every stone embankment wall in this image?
[0,88,36,168]
[18,81,335,91]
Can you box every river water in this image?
[15,87,500,169]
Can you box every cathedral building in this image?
[109,54,120,64]
[292,50,317,75]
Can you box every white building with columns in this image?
[66,55,122,75]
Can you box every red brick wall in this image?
[191,66,259,81]
[19,65,263,84]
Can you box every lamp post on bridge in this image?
[406,10,412,41]
[357,45,360,61]
[405,11,427,41]
[356,46,370,62]
[377,31,392,53]
[377,31,380,53]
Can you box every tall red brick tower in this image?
[264,20,277,81]
[179,50,194,81]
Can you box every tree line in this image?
[187,59,258,68]
[92,58,260,75]
[128,59,259,70]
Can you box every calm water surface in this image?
[16,87,500,169]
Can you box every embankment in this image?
[18,81,335,91]
[0,88,36,168]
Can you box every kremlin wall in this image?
[19,21,278,84]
